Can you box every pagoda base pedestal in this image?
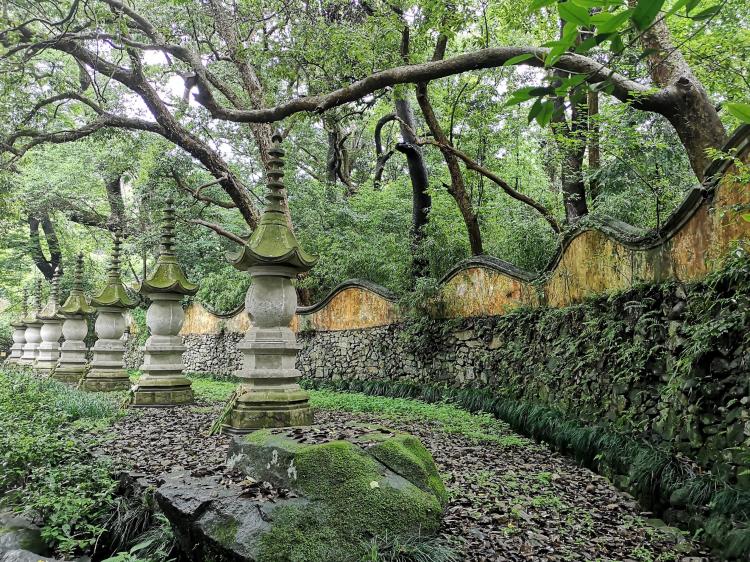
[81,310,129,392]
[132,296,194,407]
[223,386,312,434]
[80,368,131,392]
[222,319,312,434]
[55,319,89,385]
[53,365,86,385]
[36,319,63,375]
[132,370,194,407]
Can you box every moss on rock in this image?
[230,432,445,562]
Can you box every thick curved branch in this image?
[192,47,671,124]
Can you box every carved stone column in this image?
[36,268,64,375]
[223,134,318,434]
[56,253,95,384]
[19,279,43,367]
[133,199,199,406]
[5,288,29,366]
[81,236,136,391]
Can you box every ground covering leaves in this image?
[103,375,715,561]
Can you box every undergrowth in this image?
[0,366,122,557]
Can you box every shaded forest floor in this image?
[96,377,715,562]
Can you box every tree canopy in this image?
[0,0,748,316]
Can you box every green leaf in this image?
[664,0,690,17]
[558,2,591,25]
[592,8,633,33]
[631,0,665,30]
[572,0,625,7]
[528,98,544,123]
[725,103,750,124]
[536,100,555,127]
[504,86,539,106]
[742,213,750,223]
[531,0,557,10]
[689,4,721,19]
[609,33,625,54]
[503,53,535,66]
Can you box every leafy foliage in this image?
[0,367,122,557]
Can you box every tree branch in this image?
[189,218,246,246]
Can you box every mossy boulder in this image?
[157,426,447,562]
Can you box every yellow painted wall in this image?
[181,143,750,333]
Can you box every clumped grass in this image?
[359,532,461,562]
[189,374,528,445]
[188,374,236,402]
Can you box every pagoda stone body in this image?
[56,253,95,383]
[133,199,198,406]
[36,268,65,374]
[223,133,318,434]
[6,288,29,365]
[19,279,43,367]
[81,236,136,391]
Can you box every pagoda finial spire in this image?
[34,277,43,312]
[92,233,136,309]
[21,286,28,318]
[50,267,61,307]
[160,198,177,261]
[108,233,123,281]
[72,253,85,295]
[226,133,318,273]
[61,252,95,315]
[265,132,286,213]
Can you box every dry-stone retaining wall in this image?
[296,268,750,487]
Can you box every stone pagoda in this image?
[6,288,29,365]
[36,267,65,374]
[133,198,198,406]
[56,253,95,383]
[19,278,43,367]
[223,133,318,433]
[81,235,136,391]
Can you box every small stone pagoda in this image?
[223,133,318,433]
[81,235,136,391]
[36,267,65,374]
[6,288,29,365]
[56,253,95,383]
[133,198,198,407]
[19,278,43,367]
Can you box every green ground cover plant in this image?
[0,366,122,557]
[189,374,528,445]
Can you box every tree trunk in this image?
[28,212,62,280]
[588,90,601,200]
[394,94,432,279]
[631,3,727,180]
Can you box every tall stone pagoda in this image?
[6,288,29,365]
[56,253,95,383]
[81,235,136,391]
[19,278,43,367]
[36,267,65,374]
[223,133,318,433]
[133,198,198,406]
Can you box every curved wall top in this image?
[181,126,750,334]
